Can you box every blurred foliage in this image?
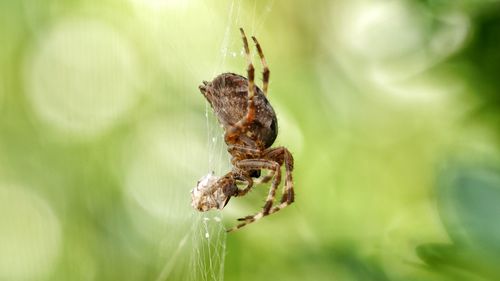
[1,0,500,281]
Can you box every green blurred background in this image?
[2,0,500,280]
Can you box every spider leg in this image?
[227,159,281,232]
[253,170,275,185]
[251,36,270,96]
[227,144,261,159]
[235,172,254,197]
[265,147,295,215]
[227,144,275,185]
[225,29,256,140]
[240,28,256,110]
[227,144,265,180]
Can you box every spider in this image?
[191,28,294,232]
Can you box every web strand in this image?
[193,1,275,281]
[194,1,245,281]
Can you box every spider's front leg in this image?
[226,159,282,232]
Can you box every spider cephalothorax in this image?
[192,28,294,232]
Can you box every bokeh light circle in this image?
[25,19,141,138]
[0,184,62,281]
[124,118,212,237]
[340,2,426,60]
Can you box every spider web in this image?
[193,1,277,280]
[155,1,274,280]
[187,1,240,280]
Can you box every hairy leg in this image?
[251,35,270,96]
[264,147,295,214]
[227,144,261,159]
[226,159,281,232]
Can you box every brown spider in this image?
[191,28,294,232]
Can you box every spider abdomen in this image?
[199,72,278,149]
